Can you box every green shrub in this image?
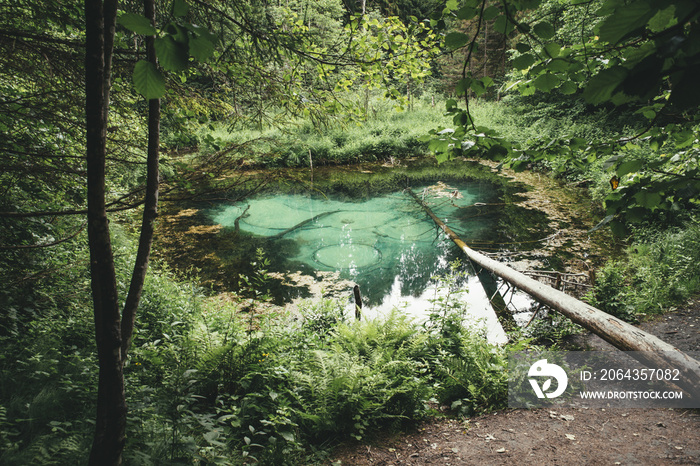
[587,219,700,320]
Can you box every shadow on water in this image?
[157,159,552,340]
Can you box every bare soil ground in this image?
[331,299,700,465]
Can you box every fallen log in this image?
[406,188,700,395]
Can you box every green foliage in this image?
[298,298,346,337]
[200,100,450,167]
[118,6,218,99]
[430,0,700,234]
[587,219,700,319]
[420,262,509,415]
[524,310,586,345]
[2,217,516,464]
[585,261,637,321]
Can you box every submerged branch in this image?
[273,210,340,239]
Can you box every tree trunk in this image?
[85,0,126,464]
[121,0,160,360]
[407,189,700,395]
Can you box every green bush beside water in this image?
[587,220,700,320]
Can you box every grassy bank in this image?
[195,101,451,167]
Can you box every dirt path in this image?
[332,299,700,465]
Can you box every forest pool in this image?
[207,175,536,343]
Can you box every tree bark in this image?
[85,0,126,464]
[121,0,160,360]
[407,188,700,395]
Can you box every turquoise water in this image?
[209,181,510,330]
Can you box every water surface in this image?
[211,180,512,342]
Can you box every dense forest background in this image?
[1,0,699,464]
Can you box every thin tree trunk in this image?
[121,0,160,360]
[85,0,126,464]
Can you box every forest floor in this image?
[331,299,700,465]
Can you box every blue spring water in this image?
[210,181,511,342]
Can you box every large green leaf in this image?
[533,72,560,92]
[582,66,628,104]
[597,1,655,44]
[616,159,643,176]
[559,81,578,95]
[494,15,515,34]
[189,35,214,61]
[533,21,555,40]
[471,79,486,96]
[456,5,476,20]
[133,60,165,100]
[455,77,472,96]
[512,53,535,70]
[634,190,662,210]
[544,42,560,58]
[547,59,569,72]
[445,32,470,50]
[155,36,189,72]
[117,13,157,35]
[483,5,500,21]
[173,0,190,17]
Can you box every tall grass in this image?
[198,100,452,167]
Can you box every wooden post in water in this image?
[353,285,363,320]
[406,188,700,395]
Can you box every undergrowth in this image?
[196,99,451,167]
[587,218,700,321]
[1,235,513,464]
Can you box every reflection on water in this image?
[211,181,512,342]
